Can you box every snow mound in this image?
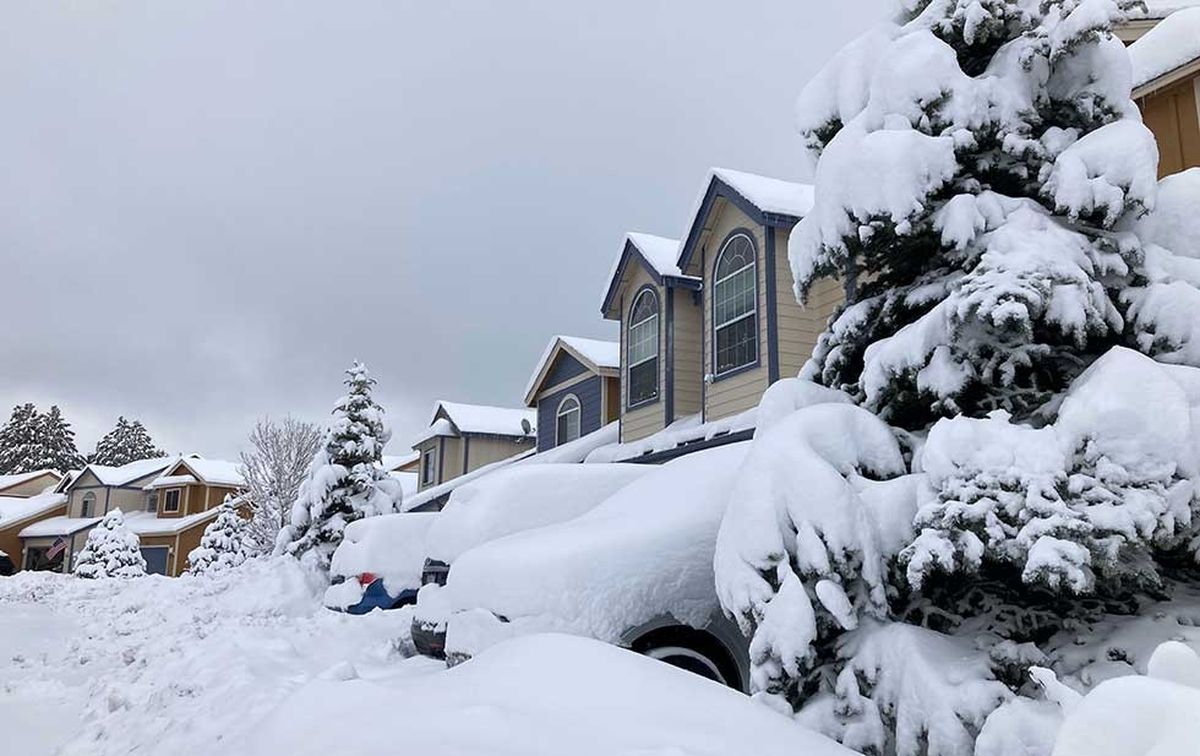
[325,512,437,608]
[237,633,855,756]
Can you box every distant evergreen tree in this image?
[276,362,402,572]
[73,509,146,579]
[187,495,251,575]
[0,403,43,474]
[34,406,85,473]
[90,417,165,467]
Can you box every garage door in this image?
[141,546,170,576]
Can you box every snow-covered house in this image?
[16,455,245,576]
[600,168,840,449]
[523,335,620,452]
[0,492,68,574]
[412,401,537,492]
[0,469,63,498]
[1128,6,1200,176]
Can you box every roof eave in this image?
[677,177,802,273]
[1133,56,1200,99]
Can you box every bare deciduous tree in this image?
[239,416,323,554]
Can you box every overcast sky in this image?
[0,0,890,460]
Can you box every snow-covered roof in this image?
[428,401,537,439]
[124,509,220,536]
[19,514,102,539]
[413,417,460,446]
[144,475,198,490]
[144,457,243,490]
[0,493,67,528]
[585,409,758,463]
[75,456,186,489]
[1130,7,1200,92]
[1133,0,1200,19]
[600,233,700,318]
[382,452,419,472]
[675,167,814,275]
[0,469,61,494]
[523,335,620,405]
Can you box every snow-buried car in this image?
[412,442,753,691]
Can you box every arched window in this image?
[81,492,95,518]
[556,395,582,446]
[713,233,758,375]
[627,288,660,406]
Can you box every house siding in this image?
[536,375,603,451]
[776,233,844,380]
[671,288,703,419]
[702,204,770,421]
[0,500,68,572]
[542,352,589,388]
[462,435,533,472]
[1138,75,1200,177]
[0,473,59,498]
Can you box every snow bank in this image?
[442,443,750,658]
[1053,641,1200,756]
[325,512,437,608]
[424,463,650,564]
[237,633,855,756]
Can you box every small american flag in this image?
[46,536,68,560]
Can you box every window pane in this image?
[716,314,758,374]
[629,358,658,405]
[556,407,580,445]
[629,315,658,366]
[714,266,755,327]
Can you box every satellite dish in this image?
[521,418,533,435]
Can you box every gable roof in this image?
[523,335,620,406]
[425,401,537,441]
[676,168,815,274]
[0,469,62,496]
[67,455,187,491]
[0,492,68,530]
[1130,7,1200,96]
[382,452,420,472]
[1136,0,1200,19]
[600,233,701,319]
[146,457,244,490]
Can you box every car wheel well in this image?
[629,625,742,691]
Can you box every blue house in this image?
[523,335,621,452]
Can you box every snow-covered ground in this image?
[0,558,849,756]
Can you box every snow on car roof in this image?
[429,401,537,439]
[1130,7,1200,90]
[0,493,67,527]
[237,633,855,756]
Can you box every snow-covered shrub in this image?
[789,0,1200,430]
[188,495,251,576]
[74,509,146,579]
[276,362,402,572]
[907,348,1200,602]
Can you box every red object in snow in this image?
[357,572,378,587]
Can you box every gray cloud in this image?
[0,0,889,459]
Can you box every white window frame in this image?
[712,233,759,378]
[421,448,437,487]
[555,394,582,446]
[163,488,182,513]
[627,288,661,408]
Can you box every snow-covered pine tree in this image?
[90,417,165,467]
[34,406,85,473]
[0,403,43,474]
[275,362,402,571]
[792,0,1161,431]
[187,495,251,575]
[73,509,147,579]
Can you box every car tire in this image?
[643,645,729,686]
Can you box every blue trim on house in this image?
[676,175,802,275]
[437,437,445,486]
[626,284,664,411]
[710,227,762,384]
[601,240,701,319]
[699,243,707,422]
[765,225,780,384]
[462,436,470,476]
[536,376,604,452]
[665,287,675,423]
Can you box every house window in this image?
[421,449,436,486]
[556,395,582,446]
[627,288,660,407]
[164,489,181,513]
[713,233,758,376]
[147,493,159,513]
[80,492,95,518]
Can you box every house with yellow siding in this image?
[1126,6,1200,176]
[16,455,244,577]
[601,168,842,457]
[412,401,537,493]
